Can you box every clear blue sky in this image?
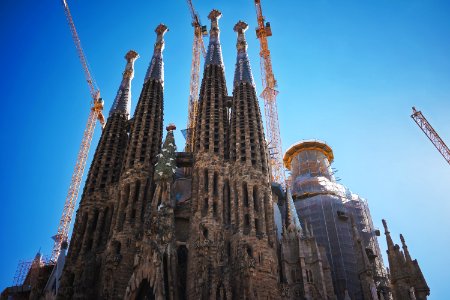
[1,0,449,298]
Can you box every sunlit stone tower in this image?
[186,10,233,299]
[227,20,279,298]
[1,8,428,300]
[57,50,139,299]
[99,24,168,300]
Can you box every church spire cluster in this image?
[382,219,430,300]
[5,7,429,300]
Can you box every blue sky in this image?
[1,0,450,298]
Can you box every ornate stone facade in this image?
[2,8,430,300]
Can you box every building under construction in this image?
[283,141,391,299]
[1,3,430,300]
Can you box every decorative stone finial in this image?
[166,123,176,131]
[234,20,248,33]
[154,23,168,52]
[123,50,139,79]
[208,9,222,21]
[125,50,139,62]
[234,21,249,52]
[382,219,389,233]
[155,23,168,37]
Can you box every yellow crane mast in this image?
[185,0,207,152]
[411,107,450,165]
[50,0,105,262]
[253,0,286,186]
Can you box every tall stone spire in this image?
[144,24,168,84]
[122,24,167,173]
[230,20,269,172]
[58,51,138,299]
[193,9,229,157]
[233,21,254,87]
[226,19,279,298]
[187,9,232,299]
[110,50,139,116]
[204,9,224,67]
[400,234,412,262]
[382,219,395,250]
[101,24,168,300]
[83,50,139,195]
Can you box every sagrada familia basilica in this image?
[1,8,429,300]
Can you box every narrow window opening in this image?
[202,198,208,217]
[253,187,258,212]
[213,172,218,196]
[243,183,249,207]
[244,214,250,235]
[213,202,218,218]
[255,218,261,237]
[246,245,253,258]
[223,181,231,225]
[204,169,209,192]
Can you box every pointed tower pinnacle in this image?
[193,9,229,155]
[285,188,302,234]
[233,21,255,87]
[351,217,372,270]
[400,234,412,262]
[205,9,224,66]
[145,24,168,84]
[382,219,395,250]
[109,50,139,116]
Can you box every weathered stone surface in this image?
[49,12,429,300]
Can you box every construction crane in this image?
[253,0,286,187]
[50,0,106,262]
[411,107,450,165]
[185,0,207,152]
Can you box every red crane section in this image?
[411,107,450,165]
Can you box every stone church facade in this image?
[1,8,430,300]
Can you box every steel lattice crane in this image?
[50,0,106,262]
[185,0,207,152]
[253,0,285,186]
[411,107,450,165]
